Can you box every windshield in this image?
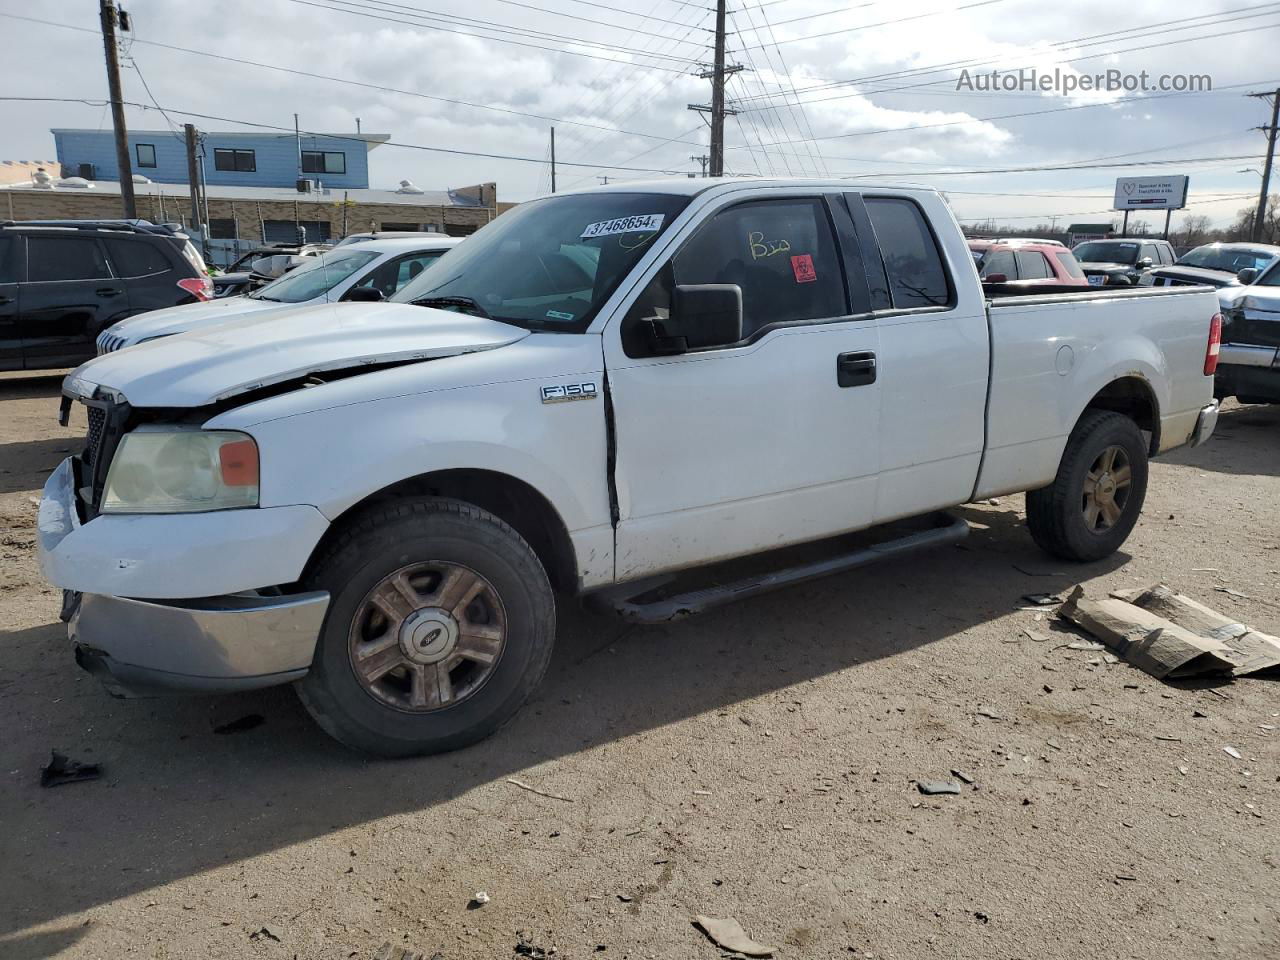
[1176,245,1276,273]
[390,192,691,331]
[250,250,378,303]
[1073,241,1138,264]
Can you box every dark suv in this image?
[0,220,211,372]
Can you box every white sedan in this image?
[96,236,462,353]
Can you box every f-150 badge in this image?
[541,382,599,403]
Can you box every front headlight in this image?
[101,429,259,514]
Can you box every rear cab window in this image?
[861,197,952,309]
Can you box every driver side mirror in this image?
[342,286,384,303]
[1137,257,1154,269]
[1237,267,1259,285]
[645,284,743,354]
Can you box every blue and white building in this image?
[52,128,389,190]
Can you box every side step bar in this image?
[595,512,969,624]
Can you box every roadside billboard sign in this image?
[1114,175,1189,210]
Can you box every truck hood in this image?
[66,301,530,408]
[1150,265,1236,287]
[105,294,284,342]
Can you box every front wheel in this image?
[1025,410,1149,562]
[296,498,555,757]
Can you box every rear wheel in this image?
[296,498,555,757]
[1025,410,1149,562]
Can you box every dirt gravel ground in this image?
[1,371,1277,960]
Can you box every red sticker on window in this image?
[791,254,817,283]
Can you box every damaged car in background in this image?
[39,179,1221,756]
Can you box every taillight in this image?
[1204,312,1222,376]
[177,276,213,302]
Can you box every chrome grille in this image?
[96,333,126,355]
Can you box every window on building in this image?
[445,223,479,237]
[214,148,256,173]
[864,197,951,308]
[262,220,333,244]
[380,222,420,232]
[105,238,171,278]
[301,151,346,175]
[26,237,111,282]
[207,219,238,240]
[135,143,157,168]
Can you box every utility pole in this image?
[99,0,136,218]
[691,154,710,177]
[1248,89,1280,242]
[295,113,303,180]
[550,127,556,193]
[687,0,742,178]
[597,176,610,186]
[184,124,204,239]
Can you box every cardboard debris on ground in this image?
[693,915,776,957]
[1113,584,1280,676]
[1057,584,1280,680]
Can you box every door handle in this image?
[836,351,877,387]
[95,287,122,297]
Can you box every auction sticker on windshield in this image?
[581,214,665,239]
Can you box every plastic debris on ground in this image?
[39,750,101,788]
[917,780,962,795]
[692,915,776,957]
[1056,584,1280,680]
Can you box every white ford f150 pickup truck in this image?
[38,179,1222,756]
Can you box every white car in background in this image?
[96,236,462,353]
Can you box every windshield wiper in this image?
[412,295,491,319]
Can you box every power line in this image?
[733,77,1280,152]
[300,0,711,48]
[281,0,706,63]
[735,3,1280,104]
[11,94,1260,187]
[738,0,1011,50]
[0,14,713,148]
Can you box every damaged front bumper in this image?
[68,590,329,696]
[37,456,332,696]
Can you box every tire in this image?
[1025,410,1149,562]
[296,497,555,757]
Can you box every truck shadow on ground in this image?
[0,499,1124,946]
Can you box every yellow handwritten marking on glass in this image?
[619,232,656,250]
[748,231,792,260]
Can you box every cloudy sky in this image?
[1,0,1277,229]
